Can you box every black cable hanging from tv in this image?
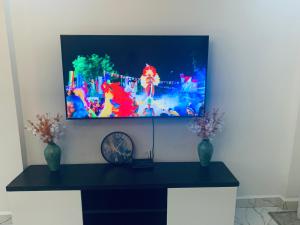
[149,117,155,160]
[132,118,155,169]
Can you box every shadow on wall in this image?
[54,117,200,164]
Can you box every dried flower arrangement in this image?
[189,108,224,140]
[26,113,65,144]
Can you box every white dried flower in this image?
[25,113,66,144]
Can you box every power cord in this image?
[149,117,155,160]
[132,117,155,168]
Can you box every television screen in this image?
[60,35,209,119]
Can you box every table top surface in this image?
[6,162,239,192]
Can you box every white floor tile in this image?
[235,207,281,225]
[0,215,12,225]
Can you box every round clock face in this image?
[101,132,134,165]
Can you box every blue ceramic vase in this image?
[197,139,213,167]
[44,142,61,172]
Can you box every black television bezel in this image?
[60,35,209,120]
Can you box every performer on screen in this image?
[66,95,88,118]
[142,98,155,117]
[140,64,160,98]
[100,82,137,117]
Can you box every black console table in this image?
[6,162,239,225]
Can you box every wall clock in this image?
[100,131,134,165]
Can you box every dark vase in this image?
[44,142,61,172]
[197,139,214,167]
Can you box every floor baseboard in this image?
[236,196,298,210]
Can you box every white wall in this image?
[5,0,300,197]
[287,75,300,198]
[287,113,300,198]
[0,0,23,211]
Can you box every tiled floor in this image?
[235,207,281,225]
[0,215,12,225]
[235,198,299,225]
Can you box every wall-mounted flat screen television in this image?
[60,35,209,119]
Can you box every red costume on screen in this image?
[101,82,137,117]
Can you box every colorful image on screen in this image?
[61,35,208,119]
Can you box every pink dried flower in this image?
[189,108,224,140]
